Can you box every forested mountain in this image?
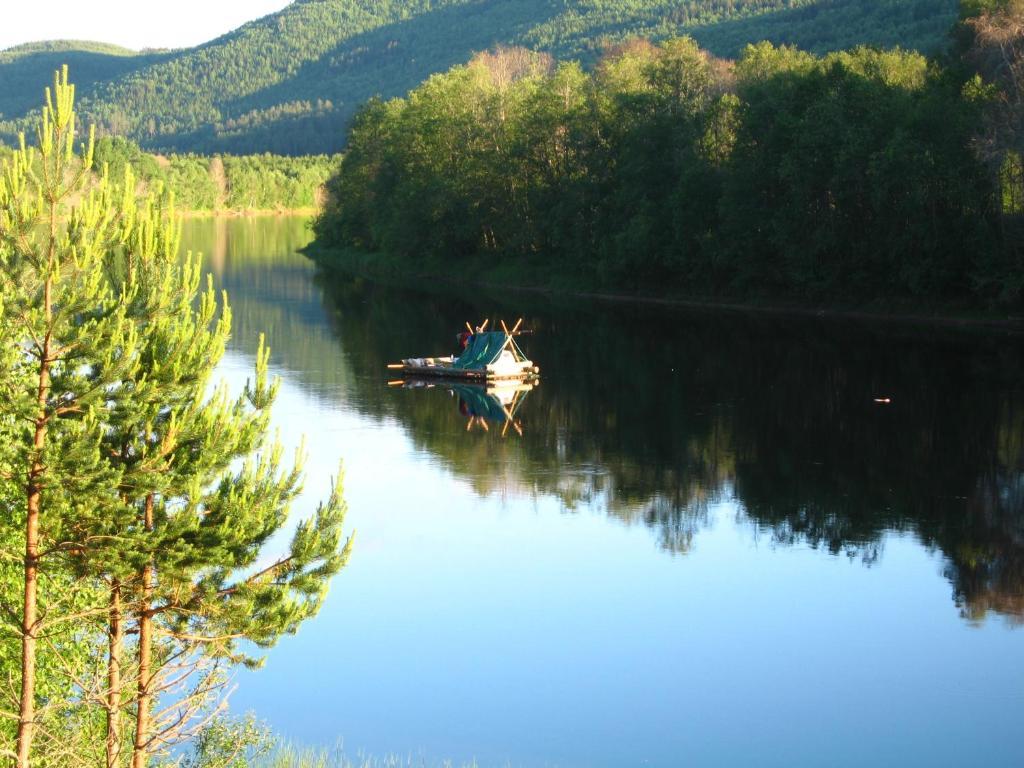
[0,41,171,119]
[0,0,958,154]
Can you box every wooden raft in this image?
[386,318,539,382]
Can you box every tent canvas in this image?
[389,319,536,381]
[453,331,518,371]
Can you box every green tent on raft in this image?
[453,331,528,371]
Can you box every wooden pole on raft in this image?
[497,318,527,358]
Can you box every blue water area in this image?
[184,217,1024,768]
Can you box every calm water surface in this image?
[183,217,1024,768]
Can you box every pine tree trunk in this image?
[131,495,155,768]
[106,580,124,768]
[17,277,52,768]
[16,476,40,768]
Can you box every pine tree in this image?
[107,318,351,768]
[0,66,143,768]
[0,69,352,768]
[83,162,350,768]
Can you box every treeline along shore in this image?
[311,0,1024,312]
[0,135,339,215]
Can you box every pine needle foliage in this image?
[0,69,352,768]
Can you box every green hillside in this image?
[0,0,959,154]
[0,41,171,120]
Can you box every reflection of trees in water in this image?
[180,217,365,397]
[305,273,738,558]
[941,470,1024,625]
[180,219,1024,622]
[726,320,1024,622]
[954,407,1024,623]
[313,273,1024,622]
[642,494,712,555]
[531,470,716,555]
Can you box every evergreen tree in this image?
[0,69,352,768]
[0,66,139,768]
[108,323,350,768]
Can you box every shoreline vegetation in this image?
[305,244,1024,331]
[0,135,339,216]
[311,1,1024,316]
[180,207,320,218]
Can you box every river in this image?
[182,216,1024,768]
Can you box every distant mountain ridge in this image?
[3,41,143,56]
[0,0,959,155]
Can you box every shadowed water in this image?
[184,216,1024,768]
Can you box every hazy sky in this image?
[2,1,293,52]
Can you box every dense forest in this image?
[312,0,1024,307]
[0,0,958,154]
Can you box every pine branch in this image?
[216,554,295,597]
[160,630,246,644]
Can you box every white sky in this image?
[1,0,294,52]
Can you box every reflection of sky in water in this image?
[192,219,1024,768]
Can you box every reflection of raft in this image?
[388,319,539,382]
[391,378,537,436]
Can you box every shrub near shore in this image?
[92,136,339,213]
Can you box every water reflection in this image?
[317,276,1024,624]
[392,379,537,437]
[182,217,1024,626]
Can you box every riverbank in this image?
[304,244,1024,333]
[180,207,318,218]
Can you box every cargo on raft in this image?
[387,319,540,382]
